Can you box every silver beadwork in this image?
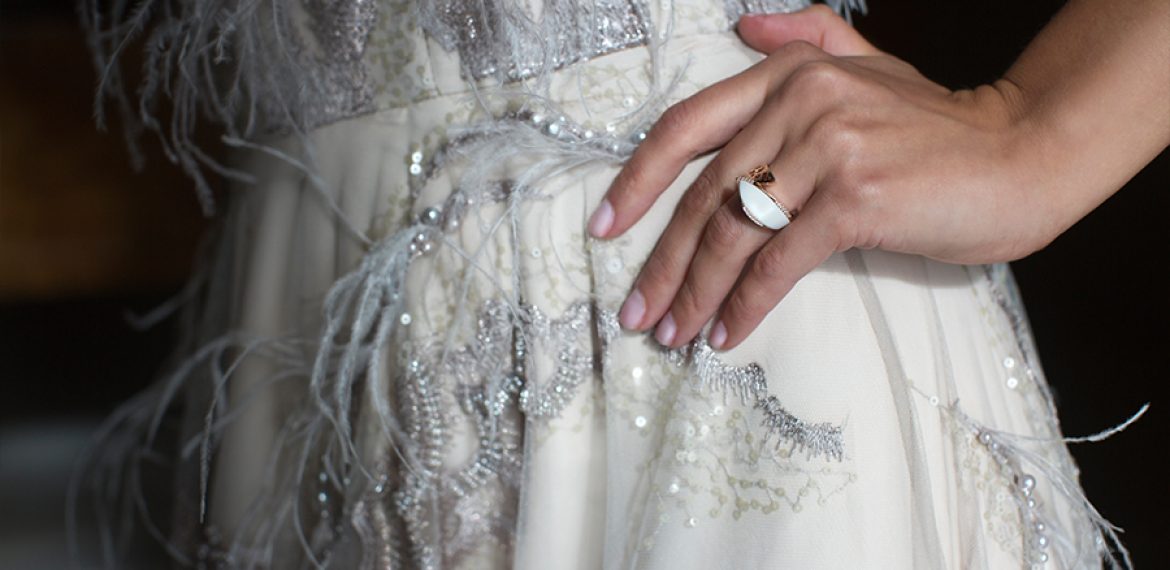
[665,336,846,461]
[420,0,654,82]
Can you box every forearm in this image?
[997,0,1170,229]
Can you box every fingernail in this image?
[710,321,727,350]
[588,199,614,238]
[619,289,646,330]
[655,312,676,347]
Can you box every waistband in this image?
[322,0,818,120]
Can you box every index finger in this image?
[588,42,830,239]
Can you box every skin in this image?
[586,1,1170,351]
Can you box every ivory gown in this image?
[77,0,1127,568]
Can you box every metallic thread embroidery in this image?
[420,0,654,82]
[723,0,813,22]
[669,339,846,461]
[302,0,380,127]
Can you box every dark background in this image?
[1,0,1166,568]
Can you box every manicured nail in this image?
[619,289,646,330]
[710,321,727,349]
[588,199,614,238]
[655,312,676,347]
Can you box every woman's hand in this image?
[586,6,1061,351]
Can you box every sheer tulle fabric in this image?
[71,1,1128,568]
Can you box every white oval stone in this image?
[738,180,790,230]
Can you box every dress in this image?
[75,1,1131,568]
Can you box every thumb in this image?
[737,5,879,57]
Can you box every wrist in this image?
[972,78,1075,256]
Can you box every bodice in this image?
[289,0,819,127]
[82,0,860,212]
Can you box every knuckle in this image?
[673,278,706,317]
[836,174,883,215]
[680,168,724,213]
[828,212,860,247]
[786,61,871,106]
[638,250,682,294]
[823,199,869,251]
[703,207,744,250]
[657,98,701,149]
[611,162,649,204]
[751,243,788,281]
[725,289,763,323]
[852,177,885,206]
[773,40,822,62]
[789,60,846,93]
[810,113,863,154]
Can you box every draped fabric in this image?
[72,1,1130,568]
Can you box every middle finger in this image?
[658,141,818,348]
[620,86,823,333]
[651,196,771,347]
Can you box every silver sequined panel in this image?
[419,0,654,82]
[299,0,380,127]
[301,0,379,125]
[724,0,813,22]
[305,0,826,117]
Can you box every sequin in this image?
[431,300,598,420]
[723,0,815,23]
[420,0,653,82]
[668,340,845,461]
[970,421,1053,565]
[300,0,378,126]
[419,207,442,225]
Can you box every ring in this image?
[736,165,794,231]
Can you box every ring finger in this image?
[622,92,821,334]
[657,151,817,348]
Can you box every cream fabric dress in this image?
[77,1,1126,568]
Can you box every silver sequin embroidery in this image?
[301,0,379,127]
[420,0,654,82]
[668,338,846,461]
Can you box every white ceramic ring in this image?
[737,178,793,231]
